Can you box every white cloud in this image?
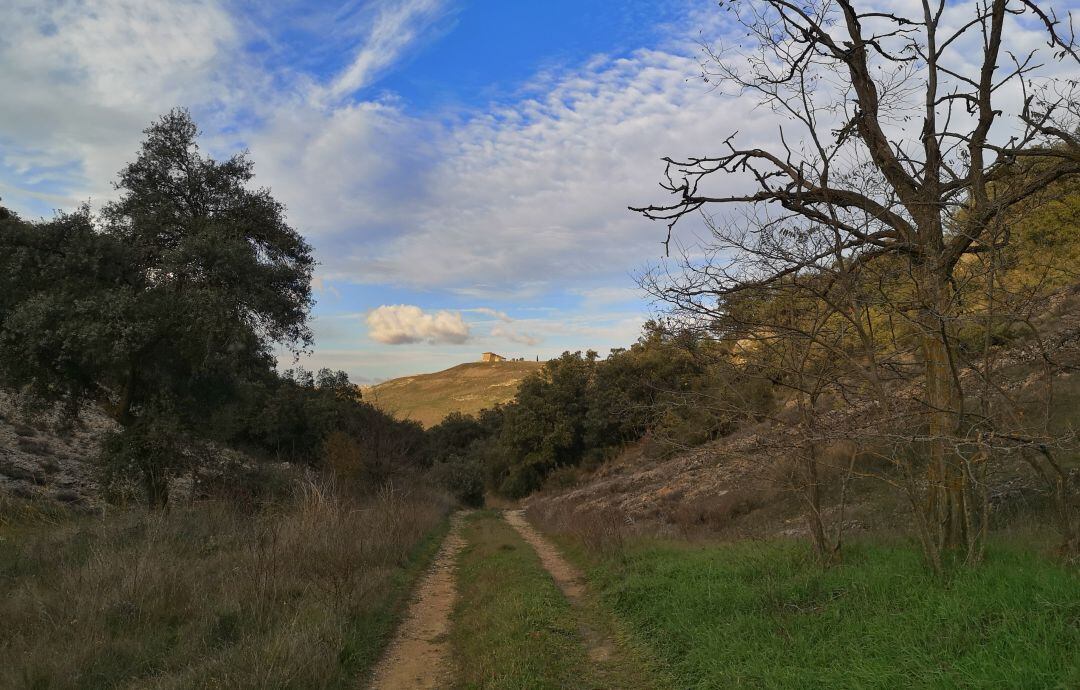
[324,0,449,100]
[242,1,1079,301]
[573,286,646,308]
[0,0,240,210]
[366,304,470,345]
[274,44,775,295]
[491,323,543,347]
[469,307,513,322]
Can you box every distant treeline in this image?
[426,323,774,501]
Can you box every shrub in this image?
[322,429,367,482]
[194,460,295,509]
[669,487,778,535]
[100,420,190,508]
[430,455,485,507]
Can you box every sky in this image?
[2,0,1073,382]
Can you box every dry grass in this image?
[364,361,542,427]
[668,486,781,537]
[527,504,633,560]
[0,481,451,688]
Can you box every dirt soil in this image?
[367,513,467,689]
[503,509,616,663]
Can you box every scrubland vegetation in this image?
[0,483,449,688]
[3,0,1080,686]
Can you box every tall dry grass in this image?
[0,480,451,688]
[526,503,633,560]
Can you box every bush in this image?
[430,455,485,507]
[100,420,190,508]
[194,460,295,509]
[321,429,374,484]
[499,463,544,499]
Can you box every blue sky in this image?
[0,0,765,382]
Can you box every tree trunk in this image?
[918,264,966,557]
[115,362,138,425]
[803,444,835,563]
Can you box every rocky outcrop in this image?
[0,391,111,510]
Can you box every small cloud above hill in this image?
[492,323,542,346]
[367,304,470,345]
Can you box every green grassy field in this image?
[364,361,543,427]
[556,536,1079,689]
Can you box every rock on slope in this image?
[0,391,110,509]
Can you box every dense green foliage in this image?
[427,323,772,498]
[0,110,313,425]
[568,536,1080,689]
[0,111,423,504]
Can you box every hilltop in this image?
[363,360,544,427]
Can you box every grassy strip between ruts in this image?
[450,510,591,689]
[548,533,1080,690]
[450,510,670,689]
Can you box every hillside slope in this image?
[364,361,543,427]
[527,291,1080,542]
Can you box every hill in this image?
[526,289,1080,543]
[364,361,544,427]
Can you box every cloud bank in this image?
[366,304,470,345]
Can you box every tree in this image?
[633,0,1080,566]
[0,109,315,506]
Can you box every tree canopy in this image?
[0,109,318,505]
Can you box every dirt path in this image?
[367,514,466,689]
[502,509,617,663]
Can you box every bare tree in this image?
[633,0,1080,565]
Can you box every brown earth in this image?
[367,513,468,690]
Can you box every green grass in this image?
[450,511,590,689]
[567,537,1079,689]
[450,511,668,689]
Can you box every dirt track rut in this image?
[367,514,466,689]
[503,509,617,663]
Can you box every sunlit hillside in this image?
[363,360,544,427]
